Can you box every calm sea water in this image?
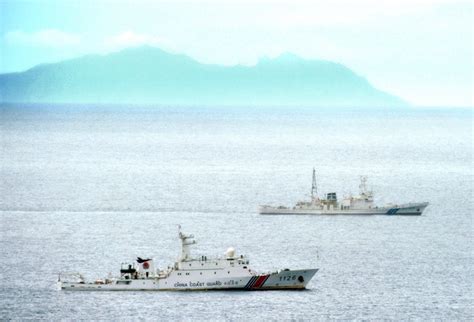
[0,104,472,320]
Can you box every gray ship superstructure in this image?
[259,169,428,216]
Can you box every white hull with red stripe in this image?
[58,229,318,291]
[59,269,318,291]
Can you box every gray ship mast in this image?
[358,176,373,201]
[311,168,319,203]
[359,176,368,195]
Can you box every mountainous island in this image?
[0,46,406,107]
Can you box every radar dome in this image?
[225,247,235,258]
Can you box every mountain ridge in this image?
[0,46,407,107]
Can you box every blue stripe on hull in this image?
[386,208,399,215]
[244,276,258,289]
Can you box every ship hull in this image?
[59,269,318,291]
[259,202,428,216]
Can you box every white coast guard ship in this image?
[259,169,429,216]
[58,228,318,291]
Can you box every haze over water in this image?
[1,104,472,319]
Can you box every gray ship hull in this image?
[259,202,429,216]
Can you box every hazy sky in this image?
[1,0,472,106]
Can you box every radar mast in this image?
[311,168,318,202]
[359,176,368,195]
[178,225,196,261]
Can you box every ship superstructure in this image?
[259,169,428,215]
[58,228,318,291]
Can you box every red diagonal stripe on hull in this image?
[260,275,270,288]
[252,275,268,288]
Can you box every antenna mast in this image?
[178,225,196,261]
[359,176,368,195]
[311,168,318,200]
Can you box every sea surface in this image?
[0,104,472,320]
